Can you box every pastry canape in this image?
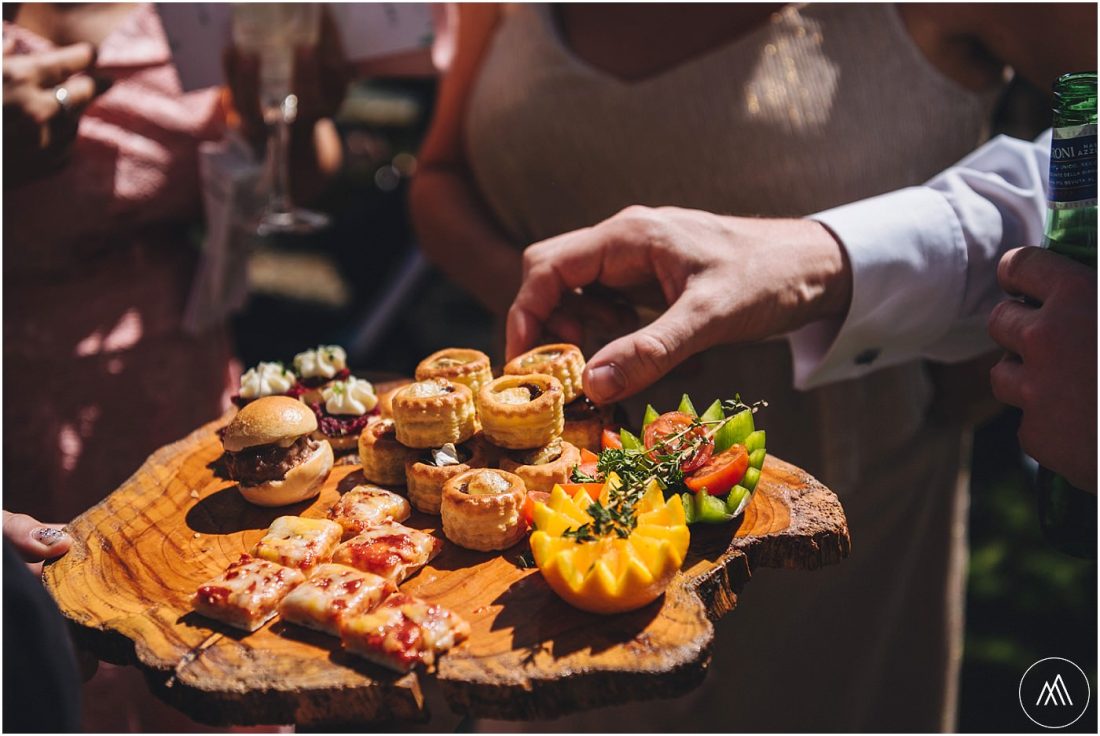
[328,484,411,538]
[498,438,581,493]
[340,592,470,672]
[358,417,419,486]
[504,343,585,404]
[391,378,477,449]
[232,362,297,408]
[332,520,442,584]
[291,345,351,404]
[476,374,564,449]
[251,516,343,573]
[440,468,528,551]
[278,564,394,636]
[310,376,380,453]
[193,554,305,632]
[415,348,493,396]
[561,396,614,453]
[222,396,334,507]
[404,435,490,515]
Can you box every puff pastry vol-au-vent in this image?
[504,343,585,404]
[498,438,581,493]
[405,435,490,515]
[476,374,564,449]
[415,348,493,396]
[441,468,528,551]
[391,378,477,448]
[561,396,610,453]
[358,417,420,486]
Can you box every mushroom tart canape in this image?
[477,374,564,449]
[358,417,420,486]
[498,438,581,493]
[441,468,528,551]
[415,348,493,396]
[391,378,477,449]
[503,343,585,404]
[405,436,490,515]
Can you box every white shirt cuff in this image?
[788,187,967,390]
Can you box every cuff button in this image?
[854,348,881,366]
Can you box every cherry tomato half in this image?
[643,411,714,473]
[601,428,623,450]
[576,448,601,480]
[685,445,749,496]
[522,491,552,528]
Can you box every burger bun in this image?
[224,396,317,452]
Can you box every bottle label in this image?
[1050,124,1097,209]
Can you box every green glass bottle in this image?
[1036,71,1097,558]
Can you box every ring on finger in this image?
[53,84,73,115]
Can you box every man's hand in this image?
[506,206,851,403]
[989,246,1097,491]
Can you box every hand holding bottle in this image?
[989,246,1097,491]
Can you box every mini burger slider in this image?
[222,396,334,507]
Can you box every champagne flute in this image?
[232,3,330,236]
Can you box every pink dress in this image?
[3,4,237,524]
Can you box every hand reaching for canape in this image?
[506,206,851,403]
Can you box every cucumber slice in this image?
[714,409,754,452]
[749,448,766,470]
[694,489,732,524]
[620,428,644,451]
[681,492,697,524]
[699,399,725,424]
[742,466,761,492]
[745,430,766,453]
[642,404,660,429]
[678,393,698,417]
[726,485,750,515]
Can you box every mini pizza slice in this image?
[251,516,343,573]
[331,520,442,584]
[192,554,305,632]
[328,484,412,538]
[277,563,395,636]
[339,592,471,672]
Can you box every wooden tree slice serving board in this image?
[43,381,850,727]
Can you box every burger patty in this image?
[224,436,319,486]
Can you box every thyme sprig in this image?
[566,396,767,542]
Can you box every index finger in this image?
[33,43,96,88]
[506,224,662,358]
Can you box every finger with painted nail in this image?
[2,510,72,562]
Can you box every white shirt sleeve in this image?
[788,131,1051,390]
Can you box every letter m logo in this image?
[1037,674,1074,707]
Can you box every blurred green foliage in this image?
[959,409,1096,732]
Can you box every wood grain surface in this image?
[43,385,850,726]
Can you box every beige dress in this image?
[463,4,1000,731]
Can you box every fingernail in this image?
[587,364,625,402]
[32,528,67,547]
